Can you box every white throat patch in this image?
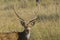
[26,32,30,39]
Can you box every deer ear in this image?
[29,21,35,26]
[20,21,25,27]
[31,21,35,26]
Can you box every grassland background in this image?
[0,0,60,40]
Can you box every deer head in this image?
[13,8,39,39]
[13,8,38,30]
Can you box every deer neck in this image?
[23,28,31,39]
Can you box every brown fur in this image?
[0,32,18,40]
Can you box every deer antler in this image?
[27,12,39,26]
[13,7,25,27]
[13,8,24,21]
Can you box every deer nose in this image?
[27,27,31,31]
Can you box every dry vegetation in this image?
[0,0,60,40]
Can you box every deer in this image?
[0,8,39,40]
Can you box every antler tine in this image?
[13,7,26,27]
[27,12,39,25]
[31,10,39,20]
[13,7,24,21]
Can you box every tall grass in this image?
[0,0,60,40]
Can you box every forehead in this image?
[25,21,34,27]
[25,21,29,25]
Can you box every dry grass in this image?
[0,0,60,40]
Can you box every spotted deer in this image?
[0,8,39,40]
